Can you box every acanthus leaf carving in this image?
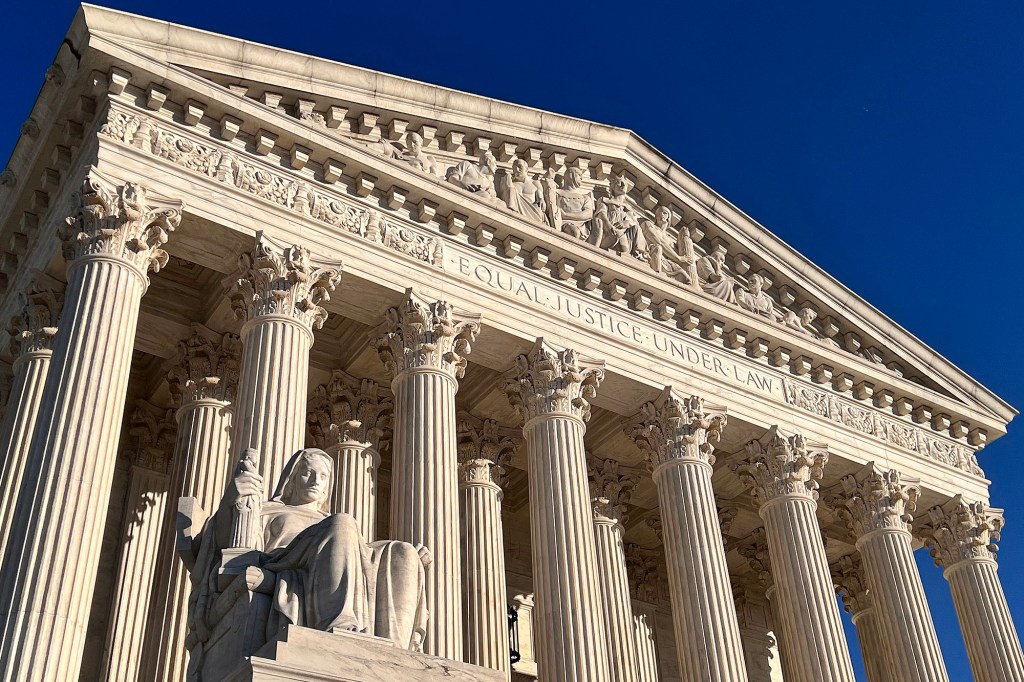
[732,428,828,506]
[501,338,604,424]
[8,280,63,357]
[456,412,520,488]
[624,387,726,471]
[830,553,872,615]
[127,400,178,474]
[307,369,392,451]
[225,232,342,331]
[919,495,1004,568]
[827,463,920,538]
[587,456,639,524]
[736,527,773,587]
[167,324,242,405]
[624,543,663,603]
[371,290,480,380]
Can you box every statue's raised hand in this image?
[225,448,263,508]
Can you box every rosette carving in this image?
[830,553,872,614]
[625,387,726,470]
[226,232,342,331]
[588,456,639,523]
[456,412,519,487]
[167,324,241,405]
[60,169,182,277]
[733,428,828,506]
[8,281,63,357]
[371,290,481,379]
[827,464,920,537]
[502,338,604,423]
[919,495,1004,568]
[307,369,392,450]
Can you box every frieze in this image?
[783,378,980,475]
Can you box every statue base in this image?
[222,625,507,681]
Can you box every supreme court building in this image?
[0,5,1020,682]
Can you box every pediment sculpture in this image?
[179,447,430,681]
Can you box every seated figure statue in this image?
[593,173,646,256]
[447,151,502,206]
[182,448,429,680]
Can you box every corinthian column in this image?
[372,291,480,659]
[627,389,748,682]
[502,339,610,682]
[0,280,62,558]
[226,233,341,486]
[457,412,518,674]
[142,325,239,682]
[625,544,662,682]
[733,430,856,682]
[0,170,182,682]
[920,497,1024,682]
[101,402,177,682]
[588,457,642,682]
[831,553,890,682]
[308,369,391,541]
[737,528,793,681]
[829,464,949,682]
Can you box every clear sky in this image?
[3,2,1022,679]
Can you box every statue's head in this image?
[406,132,423,153]
[511,159,528,181]
[564,167,584,190]
[655,205,672,227]
[481,151,497,174]
[748,274,764,294]
[273,448,334,512]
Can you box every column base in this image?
[226,626,506,681]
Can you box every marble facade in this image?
[0,5,1020,681]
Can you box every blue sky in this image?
[3,2,1022,679]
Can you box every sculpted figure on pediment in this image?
[544,167,596,238]
[642,206,694,284]
[447,151,501,206]
[183,447,429,678]
[496,158,547,224]
[593,173,647,256]
[782,306,820,337]
[370,132,439,176]
[736,274,775,318]
[696,250,739,303]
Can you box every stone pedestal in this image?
[734,430,855,682]
[830,465,949,682]
[921,497,1024,682]
[226,233,341,486]
[628,390,748,682]
[308,369,391,541]
[589,457,641,682]
[457,414,518,675]
[831,553,890,682]
[502,339,610,682]
[229,626,506,681]
[0,172,182,682]
[373,291,480,659]
[142,326,239,682]
[0,283,61,559]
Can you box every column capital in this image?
[128,400,177,474]
[308,369,392,451]
[625,387,726,470]
[733,428,828,506]
[226,232,342,331]
[588,456,639,524]
[502,337,604,423]
[737,527,773,588]
[456,412,519,487]
[830,553,873,615]
[8,278,63,357]
[168,324,241,406]
[827,463,920,539]
[60,168,182,278]
[372,289,480,380]
[624,543,663,604]
[919,495,1004,568]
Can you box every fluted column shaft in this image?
[593,514,641,682]
[101,464,170,682]
[632,602,660,682]
[460,459,510,674]
[524,413,610,681]
[330,440,379,540]
[145,397,234,681]
[232,315,311,486]
[0,349,53,558]
[944,558,1024,681]
[850,607,890,682]
[856,528,948,681]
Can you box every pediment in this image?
[13,5,1011,451]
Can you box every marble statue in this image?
[642,206,693,283]
[545,167,595,238]
[593,173,646,256]
[737,274,775,318]
[183,448,429,679]
[447,151,501,205]
[496,159,546,224]
[370,132,438,176]
[782,307,820,337]
[696,251,739,303]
